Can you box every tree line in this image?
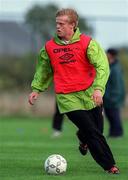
[0,4,128,92]
[0,4,93,92]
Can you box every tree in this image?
[25,4,58,51]
[25,4,93,51]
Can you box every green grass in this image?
[0,116,128,180]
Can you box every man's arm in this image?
[29,46,53,105]
[31,46,53,92]
[87,39,110,94]
[87,40,110,106]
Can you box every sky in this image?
[0,0,128,49]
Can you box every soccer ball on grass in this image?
[44,154,67,175]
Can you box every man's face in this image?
[56,15,74,39]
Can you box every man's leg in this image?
[76,106,103,155]
[76,130,88,155]
[66,109,117,171]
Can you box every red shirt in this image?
[45,34,96,94]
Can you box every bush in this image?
[0,53,36,91]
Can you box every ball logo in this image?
[60,53,74,60]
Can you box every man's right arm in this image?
[31,46,53,93]
[28,46,53,105]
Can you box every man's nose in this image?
[56,24,60,28]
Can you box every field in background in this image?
[0,93,55,117]
[1,92,128,118]
[0,117,128,180]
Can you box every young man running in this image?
[29,8,119,174]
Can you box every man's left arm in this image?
[87,39,110,95]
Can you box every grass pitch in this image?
[0,116,128,180]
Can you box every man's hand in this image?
[92,89,103,106]
[28,92,39,105]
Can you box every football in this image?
[44,154,67,175]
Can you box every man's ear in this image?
[72,22,76,30]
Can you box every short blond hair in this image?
[56,8,79,29]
